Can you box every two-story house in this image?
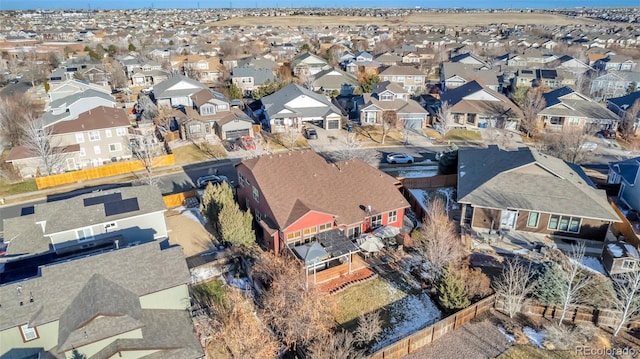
[607,91,640,136]
[358,81,428,129]
[608,157,640,215]
[6,106,131,177]
[153,74,209,108]
[594,55,638,72]
[440,62,500,92]
[378,65,425,94]
[235,150,410,255]
[290,52,331,76]
[310,68,359,95]
[591,72,640,100]
[231,66,277,97]
[0,241,202,359]
[171,55,225,83]
[47,79,111,102]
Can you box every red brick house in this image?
[235,150,409,256]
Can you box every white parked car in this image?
[580,142,598,152]
[386,152,414,164]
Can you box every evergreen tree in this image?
[107,44,118,57]
[228,82,243,100]
[534,262,566,306]
[128,43,136,52]
[437,266,470,312]
[200,181,234,229]
[219,202,255,247]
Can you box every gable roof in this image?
[261,83,343,119]
[441,62,499,87]
[609,157,640,185]
[607,90,640,110]
[541,87,619,120]
[190,88,229,108]
[153,74,208,100]
[440,81,523,118]
[238,150,409,229]
[0,242,202,358]
[48,89,115,111]
[457,146,620,221]
[379,65,424,76]
[232,66,276,86]
[50,106,130,134]
[311,68,359,89]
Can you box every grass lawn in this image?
[424,127,443,140]
[498,345,581,359]
[172,143,227,165]
[333,277,406,325]
[355,126,405,145]
[0,179,38,197]
[444,129,482,141]
[264,133,309,150]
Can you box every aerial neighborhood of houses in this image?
[1,5,640,359]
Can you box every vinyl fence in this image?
[35,154,175,189]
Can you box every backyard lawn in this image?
[334,277,406,324]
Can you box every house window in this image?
[303,226,317,238]
[380,93,394,101]
[286,231,301,241]
[371,214,382,227]
[116,127,127,136]
[318,222,332,232]
[388,210,398,224]
[89,131,100,141]
[94,146,101,155]
[242,77,252,83]
[549,117,563,125]
[217,105,228,111]
[238,172,246,187]
[109,143,122,152]
[364,111,376,124]
[76,227,94,242]
[548,215,580,233]
[20,324,39,342]
[255,210,261,222]
[104,222,117,230]
[76,133,85,143]
[105,129,112,138]
[252,186,259,202]
[201,106,214,115]
[623,260,635,270]
[527,212,539,228]
[79,148,86,157]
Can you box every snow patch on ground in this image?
[176,205,207,226]
[523,327,545,348]
[572,256,606,275]
[372,293,442,352]
[497,324,515,343]
[224,273,252,292]
[625,244,640,258]
[397,166,439,178]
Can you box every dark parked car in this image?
[9,79,19,84]
[304,128,318,140]
[196,175,231,189]
[597,129,616,139]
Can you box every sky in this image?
[1,0,639,10]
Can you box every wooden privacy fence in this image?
[495,298,640,329]
[35,154,175,189]
[399,174,457,190]
[369,295,495,359]
[163,190,198,208]
[609,198,640,248]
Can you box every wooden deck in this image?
[312,255,376,294]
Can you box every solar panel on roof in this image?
[84,193,122,207]
[104,198,140,217]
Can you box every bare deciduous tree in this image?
[354,311,382,345]
[381,110,398,145]
[308,330,363,359]
[612,270,640,336]
[553,243,592,325]
[206,288,279,359]
[619,99,640,140]
[0,94,41,147]
[130,133,164,186]
[137,95,158,123]
[21,117,68,176]
[493,258,535,318]
[329,132,378,165]
[520,88,546,137]
[413,197,465,277]
[540,126,591,164]
[106,59,128,89]
[436,100,455,136]
[253,252,335,350]
[297,70,315,90]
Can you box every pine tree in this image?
[535,262,566,306]
[437,266,470,312]
[200,181,234,231]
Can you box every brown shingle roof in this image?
[6,144,80,161]
[239,150,409,229]
[51,106,130,134]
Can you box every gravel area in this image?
[405,318,512,359]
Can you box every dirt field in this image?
[208,12,599,27]
[166,207,219,257]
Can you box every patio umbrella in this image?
[359,236,385,253]
[372,226,400,238]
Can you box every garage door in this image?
[225,129,250,140]
[327,119,340,129]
